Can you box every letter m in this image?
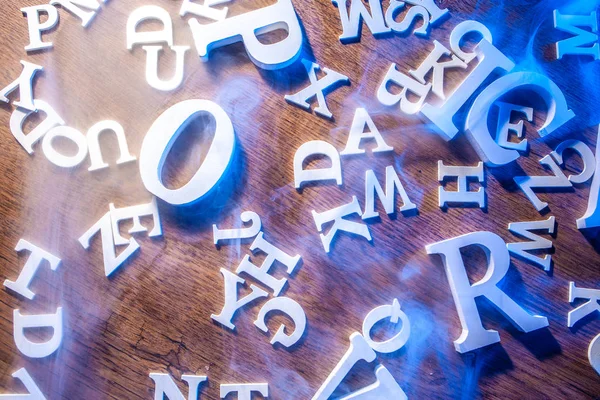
[554,10,599,60]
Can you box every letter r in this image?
[426,231,548,353]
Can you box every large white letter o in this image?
[139,100,235,206]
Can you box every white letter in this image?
[180,0,230,22]
[578,126,600,229]
[465,72,575,167]
[376,63,431,114]
[10,99,64,154]
[426,231,549,353]
[514,155,572,212]
[149,373,207,400]
[341,108,392,156]
[0,368,46,399]
[144,45,190,92]
[589,334,600,375]
[139,99,235,206]
[236,232,301,296]
[14,308,63,358]
[448,20,492,63]
[4,239,61,300]
[213,211,262,246]
[127,6,173,50]
[109,197,162,246]
[312,333,376,400]
[42,126,89,168]
[568,282,600,328]
[294,140,343,189]
[408,40,467,100]
[438,161,485,208]
[507,217,555,272]
[254,297,306,348]
[495,102,533,152]
[87,120,137,172]
[331,0,389,43]
[362,299,410,354]
[385,2,430,37]
[404,0,449,25]
[79,212,140,277]
[312,196,372,253]
[550,140,596,184]
[363,166,416,219]
[220,384,268,400]
[211,268,268,330]
[0,61,43,111]
[49,0,103,28]
[422,22,515,140]
[554,10,599,60]
[188,0,302,70]
[339,366,407,400]
[21,5,59,52]
[285,59,350,119]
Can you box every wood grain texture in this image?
[0,0,599,398]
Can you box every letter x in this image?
[285,59,349,119]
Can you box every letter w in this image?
[331,0,389,42]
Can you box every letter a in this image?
[0,368,46,399]
[341,108,393,156]
[426,231,548,353]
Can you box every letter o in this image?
[42,126,89,168]
[139,99,235,206]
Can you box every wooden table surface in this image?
[0,0,599,398]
